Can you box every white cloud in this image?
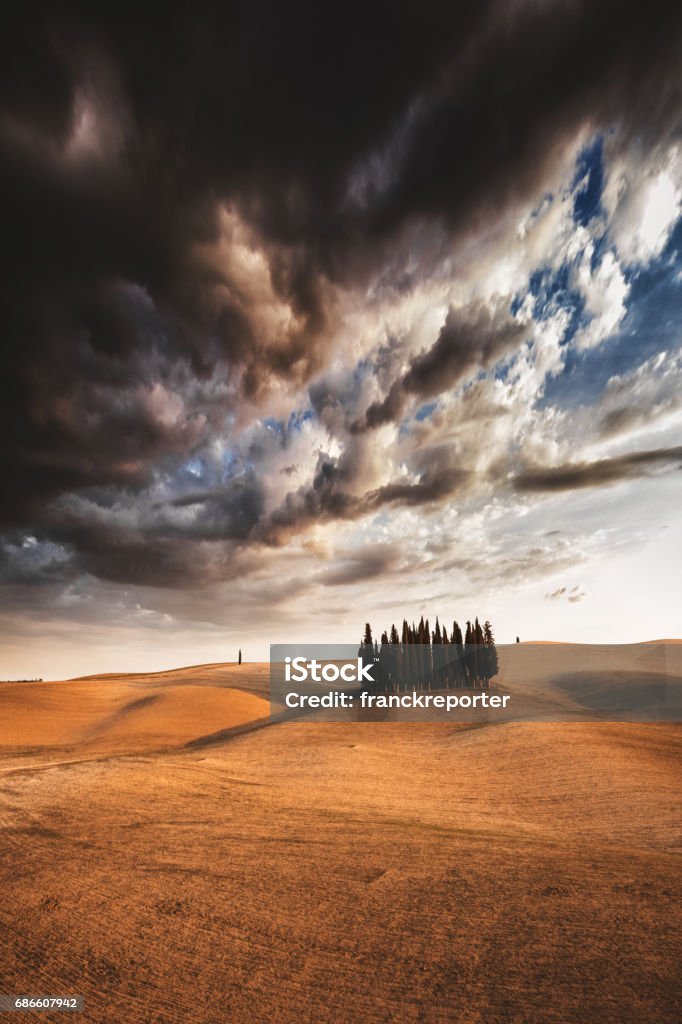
[572,244,629,350]
[603,143,681,265]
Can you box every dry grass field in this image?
[0,648,680,1023]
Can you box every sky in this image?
[1,1,681,678]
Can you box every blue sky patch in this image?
[573,135,604,227]
[415,401,437,422]
[541,222,681,409]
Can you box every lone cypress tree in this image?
[238,648,242,665]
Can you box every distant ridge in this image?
[69,661,247,682]
[68,640,682,679]
[522,639,681,645]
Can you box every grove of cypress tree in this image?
[364,615,496,691]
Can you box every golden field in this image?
[0,646,680,1023]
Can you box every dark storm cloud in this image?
[30,473,265,587]
[2,1,681,585]
[163,477,265,540]
[318,547,399,587]
[514,447,682,493]
[262,446,470,543]
[406,306,526,396]
[0,521,211,590]
[360,304,526,429]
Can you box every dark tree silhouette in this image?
[363,613,498,692]
[358,623,376,691]
[452,621,464,687]
[483,621,499,686]
[432,617,445,689]
[464,621,473,686]
[474,617,484,686]
[441,624,451,687]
